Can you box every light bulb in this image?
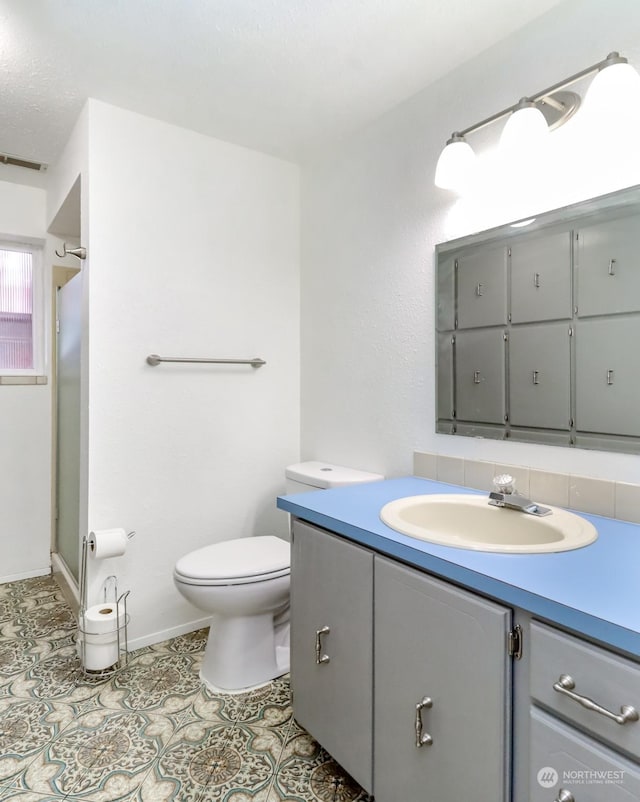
[584,57,640,122]
[434,134,477,193]
[499,99,549,157]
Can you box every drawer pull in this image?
[553,674,639,725]
[315,626,330,665]
[555,791,575,802]
[415,696,433,748]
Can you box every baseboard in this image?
[0,566,51,584]
[126,616,212,652]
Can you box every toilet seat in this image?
[174,535,290,587]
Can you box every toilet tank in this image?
[285,461,384,494]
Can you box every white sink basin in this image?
[380,494,597,553]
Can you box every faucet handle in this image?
[493,474,515,495]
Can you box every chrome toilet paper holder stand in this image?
[77,533,132,680]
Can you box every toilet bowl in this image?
[174,536,290,692]
[173,462,384,692]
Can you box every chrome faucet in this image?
[488,474,552,517]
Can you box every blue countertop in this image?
[277,476,640,658]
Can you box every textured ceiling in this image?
[0,0,565,168]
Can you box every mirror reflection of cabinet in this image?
[436,186,640,454]
[456,245,508,329]
[575,317,640,438]
[576,215,640,317]
[510,231,572,323]
[508,323,571,431]
[455,329,506,425]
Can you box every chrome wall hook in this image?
[55,242,86,260]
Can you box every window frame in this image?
[0,237,45,378]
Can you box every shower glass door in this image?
[55,272,82,582]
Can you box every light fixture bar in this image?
[454,52,626,139]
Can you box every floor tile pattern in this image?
[0,576,371,801]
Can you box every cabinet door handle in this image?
[555,790,575,802]
[414,696,433,747]
[533,272,541,288]
[607,369,614,385]
[475,282,483,297]
[608,258,616,276]
[315,626,331,665]
[553,674,639,725]
[532,370,540,385]
[473,370,482,384]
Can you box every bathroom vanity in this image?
[278,477,640,802]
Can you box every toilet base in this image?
[200,612,290,692]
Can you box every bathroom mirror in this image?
[435,183,640,454]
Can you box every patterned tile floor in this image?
[0,575,370,802]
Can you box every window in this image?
[0,242,43,375]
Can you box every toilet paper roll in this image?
[81,640,119,672]
[78,602,126,672]
[81,602,125,635]
[78,629,119,672]
[88,528,128,559]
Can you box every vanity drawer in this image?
[530,707,640,801]
[530,622,640,760]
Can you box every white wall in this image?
[0,180,51,581]
[83,101,300,646]
[300,0,640,485]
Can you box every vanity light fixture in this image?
[434,51,640,192]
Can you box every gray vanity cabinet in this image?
[508,323,571,430]
[530,708,640,801]
[374,556,511,802]
[290,520,373,793]
[510,231,572,324]
[575,317,640,437]
[291,519,513,801]
[528,621,640,801]
[457,245,508,329]
[576,213,640,317]
[455,328,506,424]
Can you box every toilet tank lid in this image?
[285,461,384,489]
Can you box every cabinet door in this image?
[575,317,640,437]
[374,556,511,802]
[576,213,640,317]
[509,323,571,430]
[457,245,508,329]
[455,328,506,424]
[510,230,572,323]
[290,520,373,792]
[530,707,640,801]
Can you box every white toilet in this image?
[173,461,383,692]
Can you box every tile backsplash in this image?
[413,451,640,525]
